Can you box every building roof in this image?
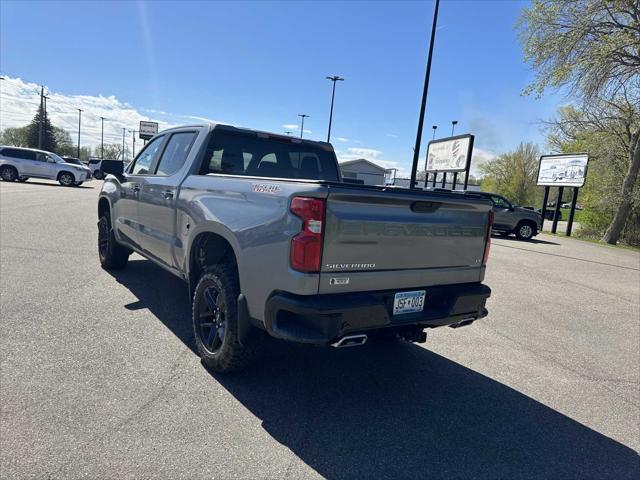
[338,158,388,173]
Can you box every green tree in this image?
[0,126,29,147]
[518,0,640,244]
[479,142,541,206]
[25,102,57,152]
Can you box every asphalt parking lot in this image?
[1,179,639,479]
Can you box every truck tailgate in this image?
[320,186,491,293]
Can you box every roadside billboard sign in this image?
[425,134,474,173]
[139,121,159,140]
[537,153,589,188]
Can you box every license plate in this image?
[393,290,426,315]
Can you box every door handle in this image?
[131,183,141,193]
[162,190,174,199]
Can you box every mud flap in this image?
[237,294,251,346]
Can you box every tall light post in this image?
[325,75,344,142]
[298,114,309,139]
[432,125,437,140]
[100,117,105,159]
[410,0,440,189]
[77,109,83,158]
[122,128,126,160]
[0,77,4,132]
[451,120,458,136]
[128,129,139,157]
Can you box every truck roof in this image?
[157,123,333,149]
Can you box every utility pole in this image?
[298,114,309,139]
[77,109,83,158]
[325,75,344,142]
[38,87,44,149]
[122,128,126,160]
[410,0,440,189]
[100,117,105,159]
[0,77,5,132]
[43,95,49,116]
[128,130,139,157]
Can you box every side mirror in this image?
[100,160,124,178]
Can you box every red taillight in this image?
[483,210,493,265]
[290,197,325,272]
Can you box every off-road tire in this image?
[98,211,129,270]
[0,166,18,182]
[193,264,264,373]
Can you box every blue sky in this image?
[0,0,564,176]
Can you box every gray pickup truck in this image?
[98,124,493,372]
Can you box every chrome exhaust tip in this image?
[331,334,368,348]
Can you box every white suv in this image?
[0,146,93,186]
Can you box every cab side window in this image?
[130,136,164,175]
[491,196,511,209]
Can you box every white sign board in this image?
[139,121,159,140]
[425,134,474,172]
[537,153,589,187]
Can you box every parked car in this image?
[98,123,493,372]
[472,191,542,240]
[535,208,562,221]
[87,158,103,179]
[0,146,92,186]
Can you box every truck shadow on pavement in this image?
[109,259,639,480]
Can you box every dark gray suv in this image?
[474,192,543,240]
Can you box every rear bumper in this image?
[264,283,491,344]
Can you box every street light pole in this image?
[77,109,83,158]
[451,120,458,136]
[410,0,440,189]
[100,117,105,159]
[298,114,309,139]
[432,125,437,140]
[128,130,139,157]
[0,77,4,133]
[325,75,344,142]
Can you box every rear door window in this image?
[200,130,339,181]
[2,148,36,160]
[155,131,197,176]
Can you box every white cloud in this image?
[0,76,232,151]
[282,124,299,130]
[346,147,383,159]
[385,133,398,138]
[469,147,497,177]
[335,137,349,142]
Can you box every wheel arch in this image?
[98,196,111,219]
[187,230,240,299]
